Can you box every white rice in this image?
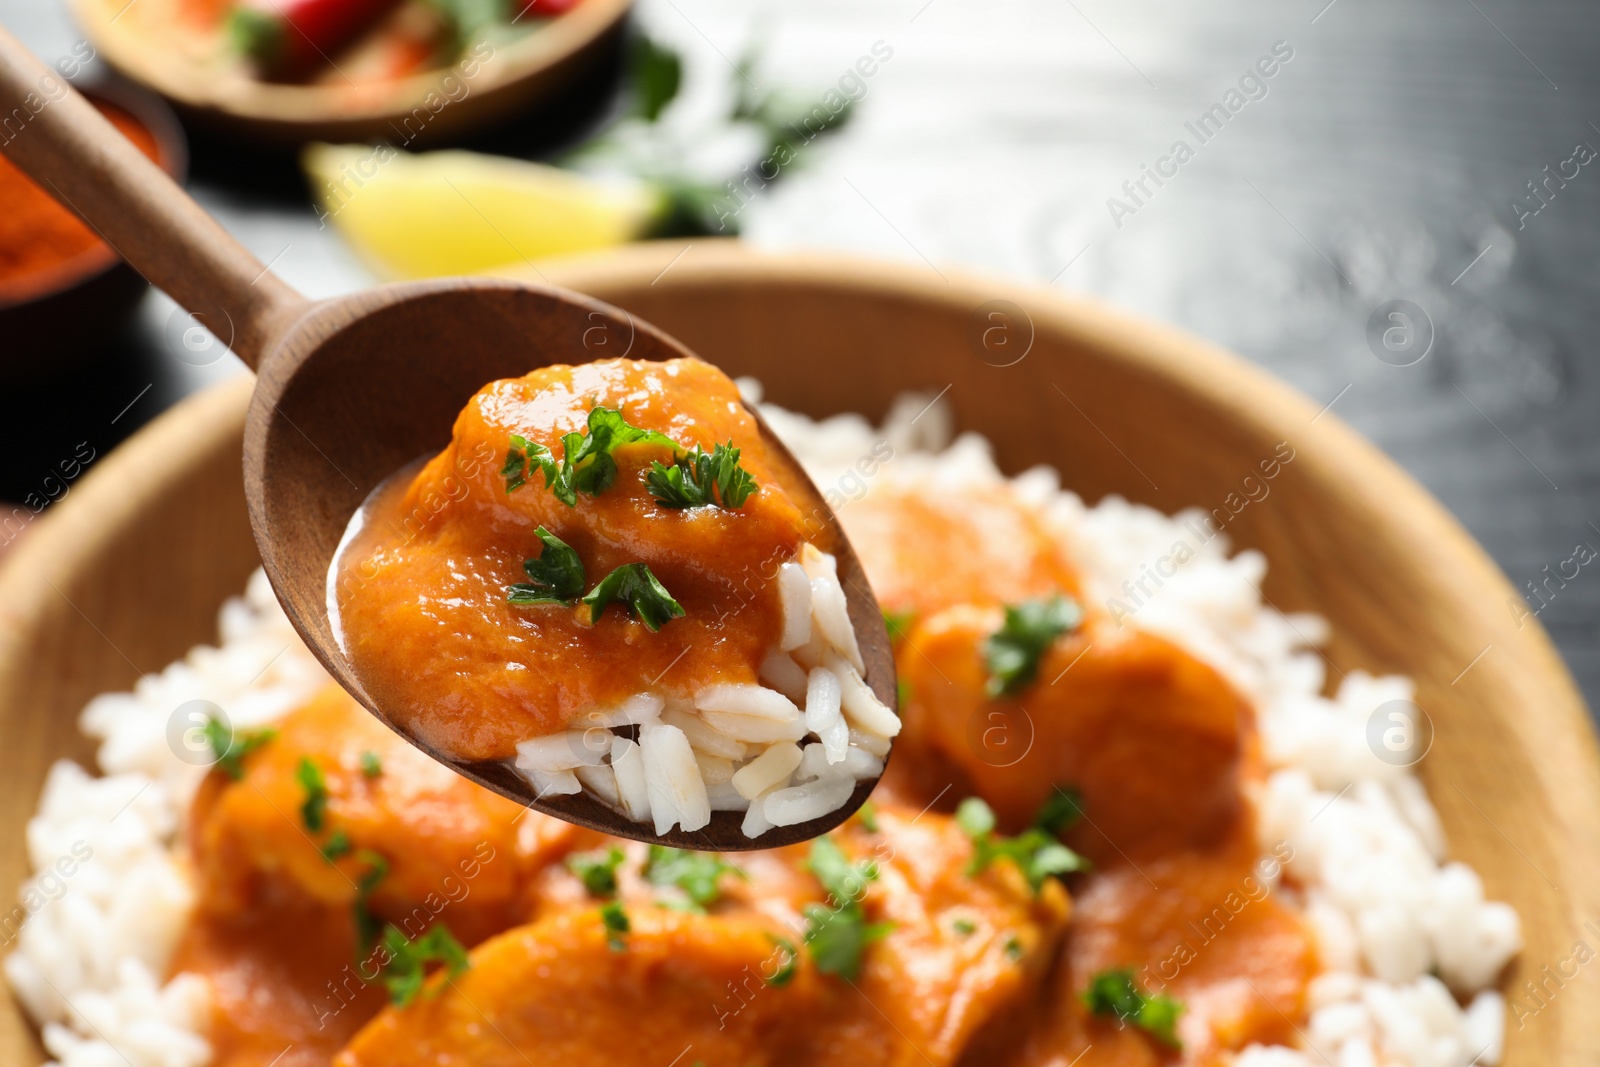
[5,569,325,1067]
[506,542,897,838]
[6,387,1522,1067]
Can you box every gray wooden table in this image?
[3,0,1596,712]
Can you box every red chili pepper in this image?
[229,0,403,78]
[512,0,582,19]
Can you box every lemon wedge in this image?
[303,143,663,280]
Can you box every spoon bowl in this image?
[0,29,893,849]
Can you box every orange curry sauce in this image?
[332,357,830,761]
[172,373,1316,1067]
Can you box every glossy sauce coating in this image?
[179,689,1064,1067]
[842,479,1313,1063]
[177,459,1315,1067]
[334,358,828,761]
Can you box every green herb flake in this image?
[295,757,329,833]
[644,846,744,912]
[804,903,894,981]
[952,918,976,937]
[500,433,543,495]
[507,526,587,605]
[645,441,759,510]
[352,850,389,955]
[1082,968,1185,1049]
[801,836,893,980]
[360,751,383,778]
[320,828,352,862]
[956,797,1088,893]
[380,923,471,1008]
[983,595,1082,697]
[882,608,916,642]
[567,846,626,899]
[502,408,677,508]
[203,717,277,781]
[600,901,631,951]
[1033,788,1085,836]
[1004,936,1023,961]
[356,850,389,896]
[582,562,686,631]
[766,936,799,987]
[856,801,880,833]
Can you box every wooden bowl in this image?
[2,242,1596,1062]
[69,0,632,148]
[0,80,187,378]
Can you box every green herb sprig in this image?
[801,836,893,980]
[567,847,626,898]
[645,442,759,510]
[380,923,471,1008]
[1082,968,1184,1048]
[502,406,676,507]
[353,850,389,953]
[644,846,744,912]
[320,829,352,862]
[582,562,685,631]
[882,608,916,643]
[1033,787,1085,836]
[766,935,799,987]
[983,595,1082,697]
[203,717,277,781]
[507,527,587,605]
[955,797,1087,893]
[600,901,631,951]
[296,757,329,832]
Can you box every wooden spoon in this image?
[0,29,894,850]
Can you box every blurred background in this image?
[2,0,1597,711]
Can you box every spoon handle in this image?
[0,27,306,370]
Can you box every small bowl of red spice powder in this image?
[0,81,186,374]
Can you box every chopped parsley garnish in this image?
[600,901,631,951]
[882,608,915,642]
[507,526,587,605]
[856,801,880,833]
[1004,936,1024,961]
[1082,969,1184,1048]
[502,407,677,507]
[766,936,800,987]
[643,846,744,912]
[983,595,1082,697]
[352,850,389,954]
[952,918,976,936]
[645,441,759,510]
[582,562,685,631]
[203,717,277,780]
[1034,787,1085,836]
[896,677,912,709]
[360,750,383,778]
[801,836,893,980]
[380,923,471,1008]
[356,850,389,895]
[295,757,329,832]
[320,829,352,861]
[567,846,626,898]
[955,797,1087,893]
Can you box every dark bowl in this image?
[0,78,188,381]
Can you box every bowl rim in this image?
[2,241,1597,1060]
[69,0,633,128]
[0,78,188,310]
